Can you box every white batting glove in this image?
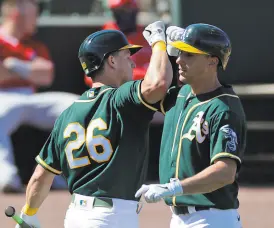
[135,178,183,203]
[166,26,185,56]
[15,212,41,228]
[143,21,166,46]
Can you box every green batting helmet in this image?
[170,23,232,70]
[78,30,142,76]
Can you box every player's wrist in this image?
[152,41,167,51]
[168,178,184,196]
[22,204,39,216]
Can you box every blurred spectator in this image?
[0,0,78,193]
[156,1,171,25]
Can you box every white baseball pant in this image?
[0,88,78,190]
[64,194,139,228]
[170,206,242,228]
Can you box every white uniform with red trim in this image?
[0,30,78,191]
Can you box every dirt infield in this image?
[1,186,273,228]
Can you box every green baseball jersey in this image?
[36,80,157,200]
[159,84,246,209]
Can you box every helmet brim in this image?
[119,44,143,55]
[169,41,208,55]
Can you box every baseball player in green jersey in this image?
[15,21,173,228]
[136,24,246,228]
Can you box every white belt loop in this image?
[187,206,197,214]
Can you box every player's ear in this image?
[106,55,116,69]
[208,56,218,67]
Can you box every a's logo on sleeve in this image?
[220,124,238,152]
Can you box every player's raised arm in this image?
[140,21,173,104]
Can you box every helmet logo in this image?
[81,62,87,70]
[157,28,163,33]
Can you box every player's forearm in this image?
[25,165,55,209]
[3,57,54,86]
[141,42,173,103]
[180,160,236,195]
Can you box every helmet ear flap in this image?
[80,53,102,76]
[87,53,102,70]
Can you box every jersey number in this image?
[64,118,114,169]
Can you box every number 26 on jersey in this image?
[64,118,114,169]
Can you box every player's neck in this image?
[92,78,121,88]
[191,75,221,96]
[92,82,107,88]
[0,22,23,40]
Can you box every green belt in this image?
[173,205,212,215]
[71,194,113,209]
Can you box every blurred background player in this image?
[0,0,78,193]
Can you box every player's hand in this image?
[166,26,185,57]
[15,212,41,228]
[135,178,183,203]
[143,21,166,46]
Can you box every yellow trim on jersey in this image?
[160,98,166,115]
[172,93,239,206]
[75,88,114,103]
[171,110,183,154]
[137,82,158,111]
[160,92,186,117]
[210,152,241,164]
[36,155,62,175]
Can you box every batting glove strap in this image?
[167,178,184,196]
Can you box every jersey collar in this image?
[78,86,113,100]
[193,84,234,101]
